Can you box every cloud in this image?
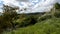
[35,0,56,7]
[3,0,30,9]
[0,0,60,13]
[24,0,57,13]
[30,0,56,10]
[3,0,19,6]
[57,0,60,3]
[16,0,29,2]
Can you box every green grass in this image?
[3,18,60,34]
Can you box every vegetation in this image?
[3,18,60,34]
[0,5,19,34]
[15,16,37,27]
[0,3,60,34]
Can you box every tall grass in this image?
[3,18,60,34]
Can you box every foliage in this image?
[38,14,52,22]
[54,3,60,17]
[14,15,37,28]
[3,18,60,34]
[54,10,60,18]
[54,3,60,9]
[2,5,19,28]
[0,5,19,33]
[1,3,60,34]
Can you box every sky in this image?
[0,0,60,13]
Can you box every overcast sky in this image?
[0,0,60,13]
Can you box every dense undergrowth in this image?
[3,18,60,34]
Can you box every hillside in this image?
[0,3,60,34]
[3,18,60,34]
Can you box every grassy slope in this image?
[3,18,60,34]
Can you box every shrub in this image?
[14,16,37,27]
[54,11,60,18]
[38,14,52,22]
[54,3,60,18]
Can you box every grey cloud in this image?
[16,0,29,2]
[57,0,60,3]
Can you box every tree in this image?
[49,3,60,18]
[54,3,60,10]
[3,5,19,28]
[54,3,60,17]
[0,5,19,33]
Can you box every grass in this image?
[3,18,60,34]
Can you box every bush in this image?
[54,3,60,18]
[55,3,60,9]
[14,16,37,27]
[0,16,12,34]
[3,18,60,34]
[38,14,52,22]
[54,11,60,18]
[0,5,19,33]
